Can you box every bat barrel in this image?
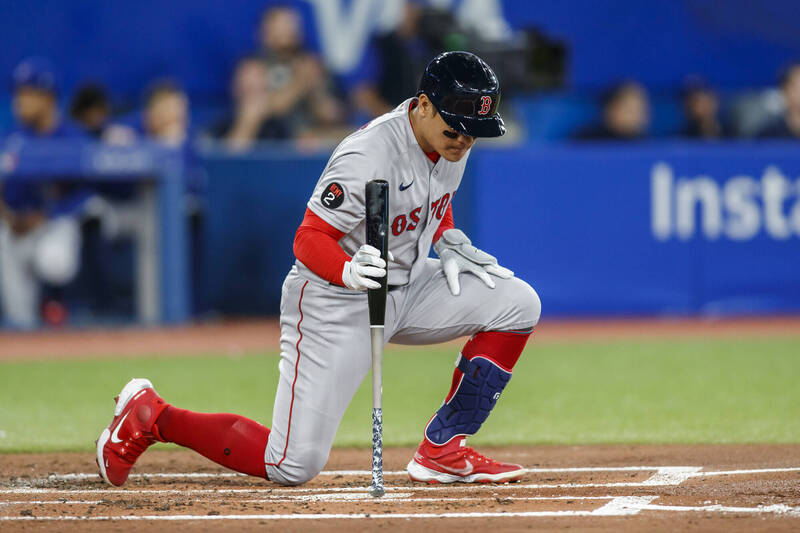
[365,180,389,325]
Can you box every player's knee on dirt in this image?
[266,445,329,486]
[425,355,512,445]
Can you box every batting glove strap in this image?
[434,229,514,296]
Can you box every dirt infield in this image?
[1,445,799,531]
[1,315,799,360]
[2,317,799,529]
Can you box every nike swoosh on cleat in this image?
[429,458,473,476]
[399,179,414,191]
[110,412,130,444]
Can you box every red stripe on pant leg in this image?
[267,279,308,468]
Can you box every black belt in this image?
[327,282,403,291]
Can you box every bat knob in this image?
[369,485,386,498]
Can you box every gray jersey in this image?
[305,98,468,286]
[265,99,541,486]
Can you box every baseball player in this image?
[1,57,89,328]
[97,51,541,486]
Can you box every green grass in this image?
[1,336,799,453]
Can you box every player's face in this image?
[428,110,476,162]
[13,87,55,125]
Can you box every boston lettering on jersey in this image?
[392,191,453,237]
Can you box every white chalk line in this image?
[38,465,681,482]
[690,467,800,478]
[0,468,769,496]
[0,500,106,506]
[642,466,702,485]
[0,495,618,505]
[641,503,800,516]
[0,512,604,521]
[0,481,692,496]
[2,503,800,521]
[3,465,799,521]
[27,465,800,485]
[0,468,705,496]
[593,496,658,516]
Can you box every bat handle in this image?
[369,325,385,497]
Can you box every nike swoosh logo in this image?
[429,458,473,476]
[110,412,130,444]
[399,179,414,191]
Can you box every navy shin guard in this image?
[425,355,512,445]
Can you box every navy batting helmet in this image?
[417,51,505,138]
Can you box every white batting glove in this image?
[434,229,514,296]
[341,244,394,291]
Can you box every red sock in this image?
[155,406,270,479]
[444,329,532,403]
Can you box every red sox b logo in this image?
[478,95,492,115]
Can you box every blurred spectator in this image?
[143,80,205,315]
[204,56,291,150]
[573,81,650,141]
[756,63,800,139]
[352,1,433,118]
[0,57,89,327]
[143,80,190,146]
[256,5,345,140]
[70,83,110,138]
[70,82,136,144]
[681,79,729,139]
[6,58,81,139]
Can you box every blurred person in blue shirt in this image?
[142,80,206,314]
[77,80,199,321]
[0,57,88,327]
[681,78,729,140]
[142,80,190,147]
[757,63,800,139]
[70,83,111,139]
[572,81,650,141]
[70,82,136,144]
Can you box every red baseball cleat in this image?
[96,378,168,486]
[407,437,525,484]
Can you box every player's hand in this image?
[341,244,394,291]
[434,229,513,296]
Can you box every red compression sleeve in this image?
[433,204,455,243]
[443,329,534,403]
[293,208,351,286]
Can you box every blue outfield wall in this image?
[470,143,800,317]
[199,143,800,317]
